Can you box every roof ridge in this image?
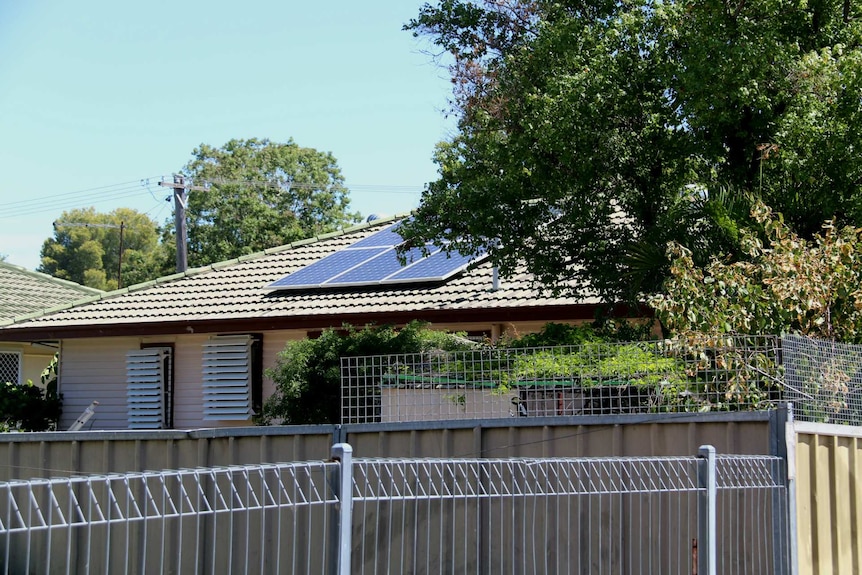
[0,261,104,295]
[0,214,410,327]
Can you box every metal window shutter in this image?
[126,349,166,429]
[202,336,252,420]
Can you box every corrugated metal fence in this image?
[0,412,778,482]
[789,419,862,574]
[0,444,789,575]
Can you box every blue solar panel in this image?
[266,247,388,289]
[349,222,405,248]
[387,249,480,282]
[324,245,438,285]
[266,218,488,291]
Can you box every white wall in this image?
[380,388,518,422]
[59,338,135,430]
[59,330,307,431]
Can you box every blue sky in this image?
[0,0,454,270]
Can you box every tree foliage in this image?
[179,138,361,267]
[39,207,169,290]
[401,0,862,301]
[506,319,655,347]
[651,203,862,342]
[261,322,476,425]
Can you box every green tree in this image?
[401,0,862,301]
[178,138,361,267]
[651,203,862,342]
[39,207,168,290]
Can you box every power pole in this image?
[158,175,209,273]
[117,221,125,287]
[53,220,125,288]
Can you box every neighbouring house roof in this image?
[0,261,103,323]
[0,216,630,341]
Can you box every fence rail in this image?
[0,445,789,575]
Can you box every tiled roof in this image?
[0,262,103,323]
[0,216,597,335]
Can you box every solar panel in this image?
[348,222,405,248]
[323,245,438,286]
[386,249,478,282]
[266,247,388,289]
[265,219,487,291]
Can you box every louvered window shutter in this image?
[202,335,255,420]
[126,349,168,429]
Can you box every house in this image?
[0,261,102,387]
[0,216,635,431]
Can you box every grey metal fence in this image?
[341,336,782,424]
[0,444,789,574]
[0,461,341,574]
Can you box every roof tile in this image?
[0,262,103,323]
[0,216,595,332]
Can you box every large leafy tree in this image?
[651,202,862,342]
[40,207,169,290]
[179,138,361,267]
[400,0,862,302]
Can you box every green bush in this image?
[508,320,655,348]
[506,326,700,411]
[509,343,685,386]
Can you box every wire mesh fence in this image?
[0,446,789,575]
[782,334,862,424]
[341,336,782,424]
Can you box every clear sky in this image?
[0,0,455,270]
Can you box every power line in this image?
[0,177,162,208]
[0,177,427,220]
[0,180,165,220]
[0,184,150,210]
[185,177,425,193]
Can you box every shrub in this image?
[508,320,655,348]
[0,358,62,431]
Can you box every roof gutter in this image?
[0,303,652,341]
